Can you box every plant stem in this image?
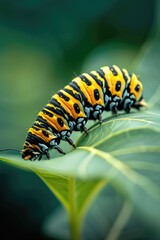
[68,177,81,240]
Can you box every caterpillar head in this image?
[22,135,61,161]
[129,74,147,110]
[22,142,50,161]
[22,126,63,160]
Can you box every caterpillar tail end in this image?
[139,99,148,108]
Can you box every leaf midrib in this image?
[86,126,160,148]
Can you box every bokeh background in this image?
[0,0,156,239]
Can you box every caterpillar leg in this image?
[82,126,89,134]
[65,136,76,148]
[98,114,103,124]
[38,154,43,161]
[54,146,65,155]
[36,151,50,160]
[112,105,118,116]
[45,151,50,160]
[31,154,42,161]
[125,102,131,113]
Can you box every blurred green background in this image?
[0,0,156,239]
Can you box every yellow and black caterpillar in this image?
[22,65,147,160]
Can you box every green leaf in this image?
[1,109,160,239]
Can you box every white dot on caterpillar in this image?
[39,143,48,151]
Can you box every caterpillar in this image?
[21,65,147,160]
[0,65,147,160]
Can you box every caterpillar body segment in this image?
[22,65,147,160]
